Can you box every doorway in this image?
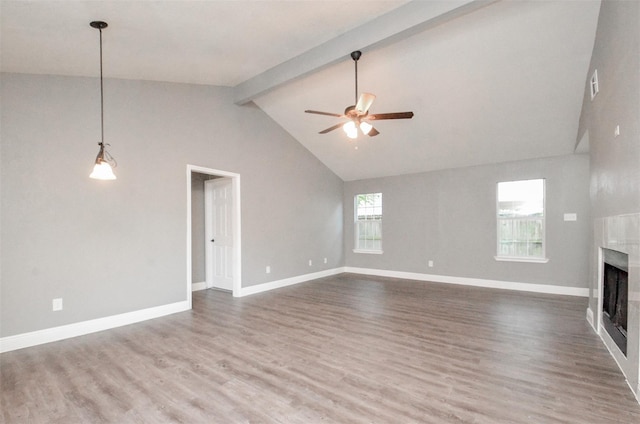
[186,165,241,307]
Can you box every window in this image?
[496,179,547,262]
[354,193,382,253]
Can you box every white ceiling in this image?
[0,0,409,85]
[1,0,601,181]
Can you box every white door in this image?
[205,178,233,291]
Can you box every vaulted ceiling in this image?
[1,0,601,181]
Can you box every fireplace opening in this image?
[602,248,628,356]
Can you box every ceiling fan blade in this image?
[305,110,343,118]
[368,112,414,120]
[319,122,344,134]
[355,93,376,114]
[368,127,380,137]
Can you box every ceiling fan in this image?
[305,50,414,139]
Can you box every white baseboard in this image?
[2,268,587,354]
[239,267,344,297]
[586,307,595,331]
[344,267,590,297]
[238,266,589,298]
[0,300,190,353]
[192,281,207,291]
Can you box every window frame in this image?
[494,179,548,263]
[353,192,383,254]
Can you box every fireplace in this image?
[602,248,628,356]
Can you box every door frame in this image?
[186,165,241,307]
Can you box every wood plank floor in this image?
[2,273,639,423]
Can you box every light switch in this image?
[564,213,577,221]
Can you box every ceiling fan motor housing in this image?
[344,105,365,118]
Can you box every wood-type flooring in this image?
[2,273,640,423]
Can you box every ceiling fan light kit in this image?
[343,120,358,139]
[305,50,413,139]
[359,121,373,135]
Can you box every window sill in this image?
[494,256,549,264]
[353,249,383,255]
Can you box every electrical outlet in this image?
[266,266,271,274]
[308,260,312,266]
[324,257,327,264]
[52,298,63,311]
[428,260,434,268]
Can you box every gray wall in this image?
[0,73,344,337]
[578,0,640,219]
[344,154,591,289]
[577,0,640,398]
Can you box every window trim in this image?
[495,179,548,263]
[353,249,384,255]
[494,255,549,264]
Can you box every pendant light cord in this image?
[99,27,104,146]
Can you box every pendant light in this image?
[89,20,117,180]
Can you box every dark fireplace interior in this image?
[602,248,628,356]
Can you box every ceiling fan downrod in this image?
[351,50,362,104]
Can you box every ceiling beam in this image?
[233,0,498,105]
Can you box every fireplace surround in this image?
[589,213,639,402]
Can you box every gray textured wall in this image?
[0,73,344,337]
[577,0,640,398]
[344,154,591,289]
[578,1,640,219]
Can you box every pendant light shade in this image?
[89,21,117,180]
[90,142,117,180]
[90,162,117,180]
